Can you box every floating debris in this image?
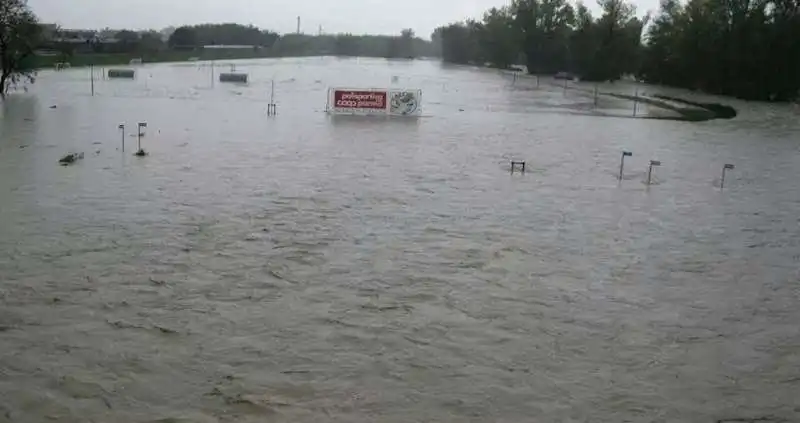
[134,149,148,157]
[149,277,167,286]
[154,325,178,335]
[58,152,84,166]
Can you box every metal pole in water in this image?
[594,84,599,107]
[721,163,734,190]
[119,124,125,152]
[91,64,95,96]
[633,86,639,117]
[619,151,632,181]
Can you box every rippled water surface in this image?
[1,57,799,423]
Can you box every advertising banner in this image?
[333,90,387,111]
[327,88,422,116]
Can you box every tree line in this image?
[432,0,800,101]
[169,25,434,58]
[270,29,435,58]
[167,24,279,49]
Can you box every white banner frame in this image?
[326,87,422,116]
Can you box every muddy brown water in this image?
[1,57,799,423]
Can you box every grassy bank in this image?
[608,93,736,122]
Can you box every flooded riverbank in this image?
[1,57,799,423]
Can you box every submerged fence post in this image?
[118,124,125,152]
[594,84,599,107]
[647,160,661,185]
[619,151,632,181]
[633,86,639,117]
[267,79,277,116]
[135,122,147,156]
[721,163,735,190]
[90,64,95,96]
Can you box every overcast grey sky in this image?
[28,0,657,38]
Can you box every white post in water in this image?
[118,124,125,152]
[647,160,661,185]
[90,64,95,96]
[619,151,632,181]
[211,61,215,88]
[721,163,735,190]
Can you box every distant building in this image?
[54,28,99,44]
[203,45,255,49]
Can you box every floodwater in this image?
[1,57,799,423]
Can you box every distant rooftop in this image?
[203,45,255,49]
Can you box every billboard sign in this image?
[327,88,422,116]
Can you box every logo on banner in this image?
[389,91,419,115]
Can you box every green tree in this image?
[480,7,518,69]
[434,21,482,64]
[582,0,639,81]
[639,0,799,100]
[568,2,597,75]
[512,0,575,74]
[114,29,140,53]
[399,28,415,57]
[168,26,198,49]
[0,0,41,96]
[139,30,165,54]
